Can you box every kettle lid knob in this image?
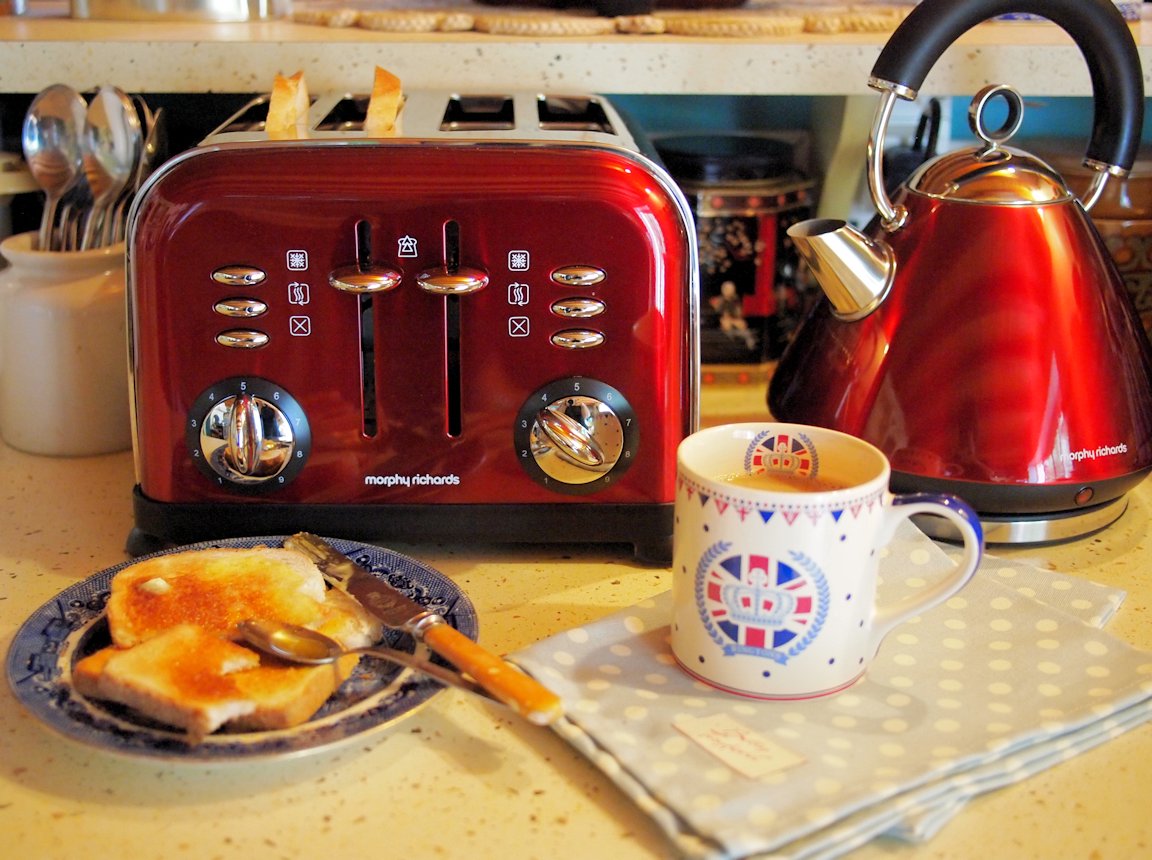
[907,85,1072,205]
[967,83,1023,148]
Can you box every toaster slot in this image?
[355,220,378,438]
[443,220,464,438]
[440,95,515,131]
[445,294,462,438]
[315,96,369,132]
[536,95,614,134]
[212,96,273,134]
[212,94,321,135]
[415,219,491,438]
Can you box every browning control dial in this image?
[515,378,637,495]
[187,377,310,491]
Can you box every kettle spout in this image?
[787,218,895,320]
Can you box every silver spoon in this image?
[80,85,142,250]
[54,161,94,251]
[235,618,498,704]
[133,98,167,192]
[109,102,165,244]
[21,83,86,251]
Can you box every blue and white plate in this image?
[5,536,478,762]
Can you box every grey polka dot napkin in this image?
[512,523,1152,860]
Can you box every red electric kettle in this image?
[769,0,1152,543]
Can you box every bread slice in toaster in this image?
[266,70,310,140]
[364,65,402,137]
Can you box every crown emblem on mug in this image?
[764,449,802,472]
[697,549,828,663]
[747,431,816,478]
[720,580,795,627]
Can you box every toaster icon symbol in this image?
[508,282,529,306]
[398,235,419,258]
[288,281,310,305]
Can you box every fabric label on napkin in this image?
[674,713,806,779]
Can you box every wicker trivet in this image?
[658,12,806,37]
[291,7,360,27]
[473,12,619,35]
[287,4,912,38]
[613,13,666,34]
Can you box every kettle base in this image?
[913,495,1127,547]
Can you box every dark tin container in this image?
[657,132,816,363]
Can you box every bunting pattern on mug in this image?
[677,474,882,526]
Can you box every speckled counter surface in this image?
[0,15,1148,95]
[1,380,1150,859]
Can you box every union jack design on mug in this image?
[696,544,828,664]
[745,430,817,478]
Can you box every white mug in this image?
[671,422,984,700]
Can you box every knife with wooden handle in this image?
[284,532,563,726]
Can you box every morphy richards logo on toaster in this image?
[364,472,462,488]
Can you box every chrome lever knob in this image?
[329,264,402,294]
[535,406,607,470]
[197,389,300,486]
[418,219,488,295]
[226,392,263,477]
[416,265,489,296]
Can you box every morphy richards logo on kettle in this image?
[1065,442,1129,465]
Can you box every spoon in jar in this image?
[235,618,499,704]
[21,83,86,251]
[80,85,142,250]
[106,99,161,244]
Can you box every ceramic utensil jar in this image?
[0,231,130,455]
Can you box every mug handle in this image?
[870,493,985,650]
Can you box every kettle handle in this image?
[870,0,1144,174]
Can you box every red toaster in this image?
[125,91,699,561]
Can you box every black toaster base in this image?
[128,486,673,564]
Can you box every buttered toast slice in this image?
[106,546,380,649]
[78,544,382,740]
[75,624,260,738]
[74,625,362,739]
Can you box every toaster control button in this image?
[416,265,489,296]
[550,329,605,349]
[535,408,607,469]
[214,298,268,318]
[551,265,605,287]
[212,265,267,287]
[514,377,637,494]
[215,329,270,349]
[551,297,606,319]
[189,378,310,491]
[329,265,403,294]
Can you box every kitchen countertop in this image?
[1,375,1151,859]
[0,13,1149,95]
